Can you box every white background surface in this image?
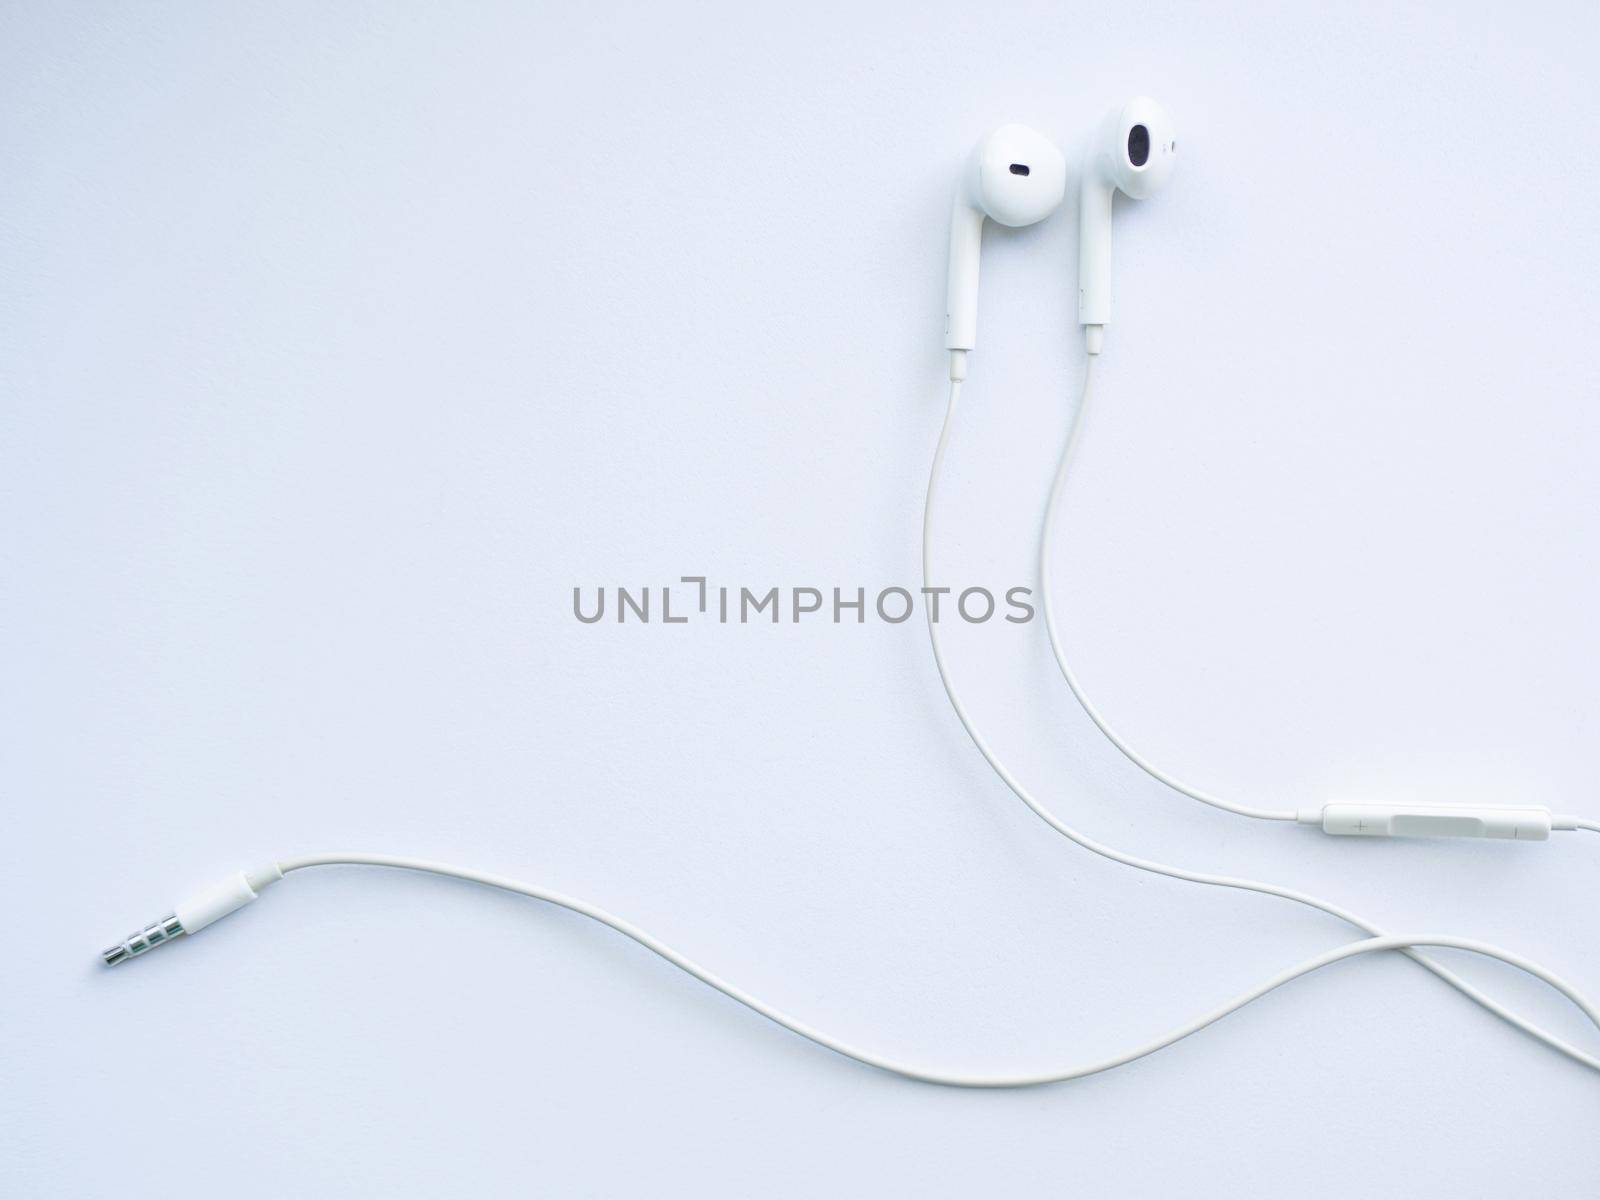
[4,2,1599,1195]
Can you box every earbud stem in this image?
[1077,176,1114,339]
[945,198,984,353]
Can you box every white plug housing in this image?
[175,868,277,934]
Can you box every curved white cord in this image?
[1039,360,1293,821]
[273,854,1598,1086]
[927,377,1600,1072]
[1041,362,1600,842]
[100,380,1599,1087]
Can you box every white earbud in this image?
[1078,97,1177,354]
[945,124,1066,380]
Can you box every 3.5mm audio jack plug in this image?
[101,864,284,965]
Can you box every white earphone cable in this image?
[926,375,1600,1072]
[267,854,1598,1086]
[99,378,1600,1085]
[1040,362,1600,842]
[1038,359,1295,821]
